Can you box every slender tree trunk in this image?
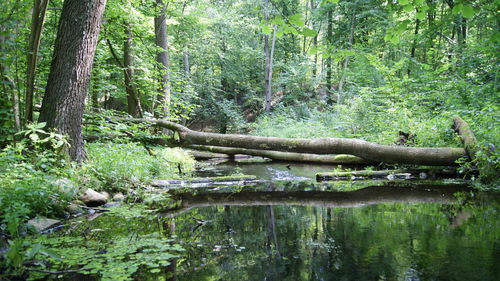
[25,0,49,123]
[124,22,143,118]
[183,48,190,75]
[39,0,107,162]
[408,17,420,76]
[265,25,277,112]
[154,0,171,119]
[337,14,355,104]
[326,8,333,93]
[0,30,20,131]
[263,0,271,112]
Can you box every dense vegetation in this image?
[0,0,498,279]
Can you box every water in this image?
[36,161,500,281]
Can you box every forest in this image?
[0,0,499,280]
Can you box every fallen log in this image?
[452,116,478,162]
[151,175,259,187]
[117,118,466,166]
[186,145,373,165]
[316,168,460,181]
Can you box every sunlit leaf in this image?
[289,14,304,27]
[452,4,463,15]
[461,5,475,18]
[302,27,318,37]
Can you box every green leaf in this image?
[262,24,272,35]
[452,4,463,15]
[289,14,304,27]
[461,5,474,18]
[29,133,39,142]
[403,4,414,12]
[302,27,318,37]
[416,11,425,20]
[35,122,47,129]
[398,0,409,4]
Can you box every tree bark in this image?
[154,0,171,119]
[124,22,143,118]
[186,145,372,165]
[39,0,107,162]
[326,8,333,93]
[452,116,478,162]
[316,168,460,181]
[264,25,277,112]
[118,118,466,166]
[263,0,272,112]
[0,29,20,131]
[337,13,355,104]
[25,0,49,123]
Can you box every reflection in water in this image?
[163,183,499,281]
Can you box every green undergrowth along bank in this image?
[79,142,196,193]
[11,204,183,281]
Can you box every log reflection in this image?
[161,184,470,216]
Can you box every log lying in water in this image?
[316,168,460,181]
[117,118,466,166]
[161,184,471,216]
[151,175,259,187]
[186,145,373,165]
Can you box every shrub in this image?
[79,143,195,192]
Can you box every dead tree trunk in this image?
[452,116,478,162]
[118,118,466,166]
[187,145,372,164]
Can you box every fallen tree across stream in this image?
[186,145,373,164]
[117,117,467,166]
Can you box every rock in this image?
[101,191,111,200]
[65,203,84,215]
[28,216,61,233]
[80,188,107,207]
[113,192,125,201]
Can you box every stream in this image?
[41,160,500,281]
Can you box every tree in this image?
[38,0,107,162]
[25,0,49,123]
[154,0,171,119]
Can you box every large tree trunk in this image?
[39,0,107,162]
[25,0,49,123]
[264,25,277,112]
[124,22,143,118]
[187,145,372,164]
[154,0,171,119]
[120,118,466,166]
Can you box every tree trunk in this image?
[452,116,478,162]
[264,25,277,112]
[119,118,466,166]
[0,30,20,131]
[154,0,171,119]
[326,8,333,93]
[263,0,271,112]
[124,22,143,118]
[186,145,372,164]
[408,17,420,76]
[25,0,49,123]
[39,0,107,162]
[316,168,460,181]
[337,14,355,104]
